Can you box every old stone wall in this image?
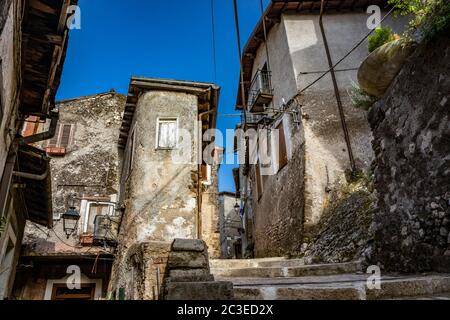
[251,112,305,258]
[0,0,19,180]
[118,91,199,248]
[22,92,125,256]
[111,90,213,291]
[369,33,450,272]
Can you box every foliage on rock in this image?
[348,82,378,110]
[368,26,398,53]
[389,0,450,41]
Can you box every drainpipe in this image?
[0,109,59,218]
[319,0,357,174]
[16,110,59,145]
[13,168,48,181]
[197,108,215,239]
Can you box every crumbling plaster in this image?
[22,92,125,256]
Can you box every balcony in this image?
[242,113,264,129]
[247,69,273,113]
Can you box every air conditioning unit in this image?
[93,215,120,246]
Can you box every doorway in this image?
[51,283,96,300]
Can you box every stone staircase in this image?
[210,258,450,300]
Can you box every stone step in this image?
[210,257,296,269]
[225,274,450,300]
[212,261,361,278]
[165,281,234,300]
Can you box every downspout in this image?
[0,110,59,217]
[13,168,48,181]
[16,110,59,145]
[319,0,357,174]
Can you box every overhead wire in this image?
[210,0,217,83]
[298,6,395,94]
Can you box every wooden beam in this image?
[57,0,71,33]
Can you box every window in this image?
[277,121,288,170]
[22,116,39,137]
[260,130,272,186]
[84,203,111,234]
[46,123,74,155]
[156,118,177,149]
[255,161,263,200]
[201,164,212,185]
[51,283,96,300]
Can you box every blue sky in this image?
[56,0,270,193]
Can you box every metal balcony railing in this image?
[242,113,264,125]
[247,70,273,112]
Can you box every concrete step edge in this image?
[211,261,361,278]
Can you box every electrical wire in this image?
[298,6,395,94]
[210,0,217,84]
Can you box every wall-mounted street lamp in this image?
[62,195,80,239]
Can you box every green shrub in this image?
[368,26,396,53]
[389,0,450,41]
[348,82,378,110]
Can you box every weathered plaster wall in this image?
[0,0,19,180]
[369,34,450,272]
[0,1,24,300]
[250,15,298,111]
[111,91,203,292]
[22,92,125,256]
[120,91,199,246]
[283,12,407,235]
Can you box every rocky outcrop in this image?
[368,33,450,272]
[301,176,376,264]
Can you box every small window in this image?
[255,161,263,199]
[260,131,272,186]
[156,118,177,149]
[85,203,111,233]
[22,116,39,137]
[277,122,288,170]
[47,123,74,155]
[201,164,212,185]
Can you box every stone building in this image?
[0,0,76,299]
[12,92,125,300]
[218,192,242,259]
[234,0,407,257]
[108,77,221,300]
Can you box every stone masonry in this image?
[369,33,450,272]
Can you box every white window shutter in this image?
[158,119,177,148]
